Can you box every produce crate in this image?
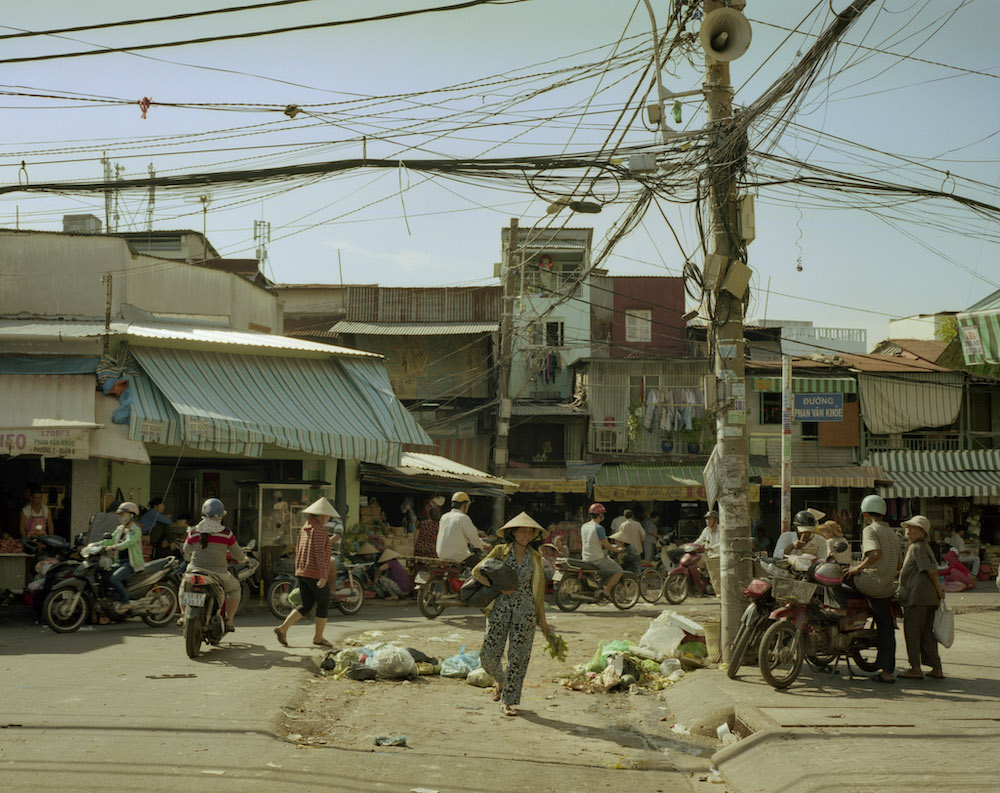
[771,577,817,605]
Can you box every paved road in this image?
[0,601,709,793]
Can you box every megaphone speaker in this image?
[700,7,752,62]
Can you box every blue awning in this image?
[128,346,432,465]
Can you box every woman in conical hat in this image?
[473,511,551,717]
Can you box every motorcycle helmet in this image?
[813,562,845,587]
[704,509,719,520]
[588,503,607,516]
[793,510,817,531]
[860,494,887,516]
[451,491,471,504]
[201,498,226,519]
[116,501,140,518]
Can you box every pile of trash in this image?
[321,631,495,688]
[560,611,709,695]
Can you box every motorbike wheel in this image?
[141,584,179,628]
[639,569,664,603]
[266,578,295,620]
[418,578,446,619]
[554,578,582,612]
[612,576,640,610]
[236,580,251,615]
[43,589,89,633]
[184,607,205,659]
[727,614,765,680]
[335,575,364,616]
[661,573,689,605]
[848,642,881,673]
[758,620,804,689]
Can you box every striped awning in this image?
[751,377,857,394]
[865,450,1000,498]
[758,465,890,488]
[956,291,1000,365]
[127,346,432,465]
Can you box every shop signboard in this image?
[0,428,90,459]
[793,393,843,422]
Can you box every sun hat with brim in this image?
[303,498,339,518]
[901,515,931,535]
[496,511,548,541]
[357,542,378,555]
[379,548,401,563]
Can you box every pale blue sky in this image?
[2,0,998,349]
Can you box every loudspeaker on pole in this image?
[700,7,752,62]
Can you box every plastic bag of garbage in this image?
[366,644,418,679]
[587,639,633,673]
[639,611,705,658]
[466,667,494,687]
[440,645,481,678]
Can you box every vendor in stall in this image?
[373,548,413,599]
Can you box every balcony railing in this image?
[866,433,961,452]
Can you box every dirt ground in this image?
[275,601,728,790]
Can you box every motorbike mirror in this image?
[832,540,849,553]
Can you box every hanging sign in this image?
[793,393,843,422]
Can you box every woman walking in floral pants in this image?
[474,512,551,717]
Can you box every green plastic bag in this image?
[678,641,707,658]
[587,639,633,673]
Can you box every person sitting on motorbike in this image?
[785,511,829,559]
[99,502,145,612]
[183,498,246,633]
[436,491,487,568]
[580,503,623,601]
[611,509,644,576]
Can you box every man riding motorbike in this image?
[183,498,246,633]
[580,503,623,601]
[98,502,145,612]
[436,491,487,567]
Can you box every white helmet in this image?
[860,494,887,516]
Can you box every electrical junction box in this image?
[739,194,755,243]
[722,260,752,298]
[628,153,657,173]
[702,252,728,291]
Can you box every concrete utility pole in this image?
[703,0,753,661]
[493,218,518,529]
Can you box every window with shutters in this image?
[625,309,652,342]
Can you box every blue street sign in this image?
[793,393,844,422]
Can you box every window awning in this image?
[0,374,96,458]
[751,376,857,394]
[127,347,432,465]
[758,465,890,488]
[859,372,963,435]
[362,452,517,497]
[595,465,707,501]
[505,467,589,493]
[866,450,1000,498]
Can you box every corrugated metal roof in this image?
[757,465,889,488]
[395,452,517,488]
[511,402,587,416]
[0,321,379,358]
[331,321,498,336]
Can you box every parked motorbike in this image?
[757,549,893,689]
[661,543,715,604]
[553,556,640,611]
[42,541,180,633]
[233,543,262,615]
[180,544,260,658]
[414,557,486,619]
[726,561,783,679]
[23,534,85,613]
[265,553,364,620]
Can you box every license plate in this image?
[181,591,206,607]
[552,570,563,582]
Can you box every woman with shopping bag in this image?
[473,512,551,716]
[897,515,946,680]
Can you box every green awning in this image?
[957,289,1000,365]
[866,450,1000,498]
[595,464,706,501]
[751,376,857,394]
[128,347,431,464]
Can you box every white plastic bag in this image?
[933,599,954,648]
[440,645,481,678]
[639,611,705,658]
[366,644,418,679]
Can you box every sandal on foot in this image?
[274,627,288,647]
[897,670,923,679]
[927,671,946,679]
[313,638,333,648]
[501,704,517,717]
[491,685,503,702]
